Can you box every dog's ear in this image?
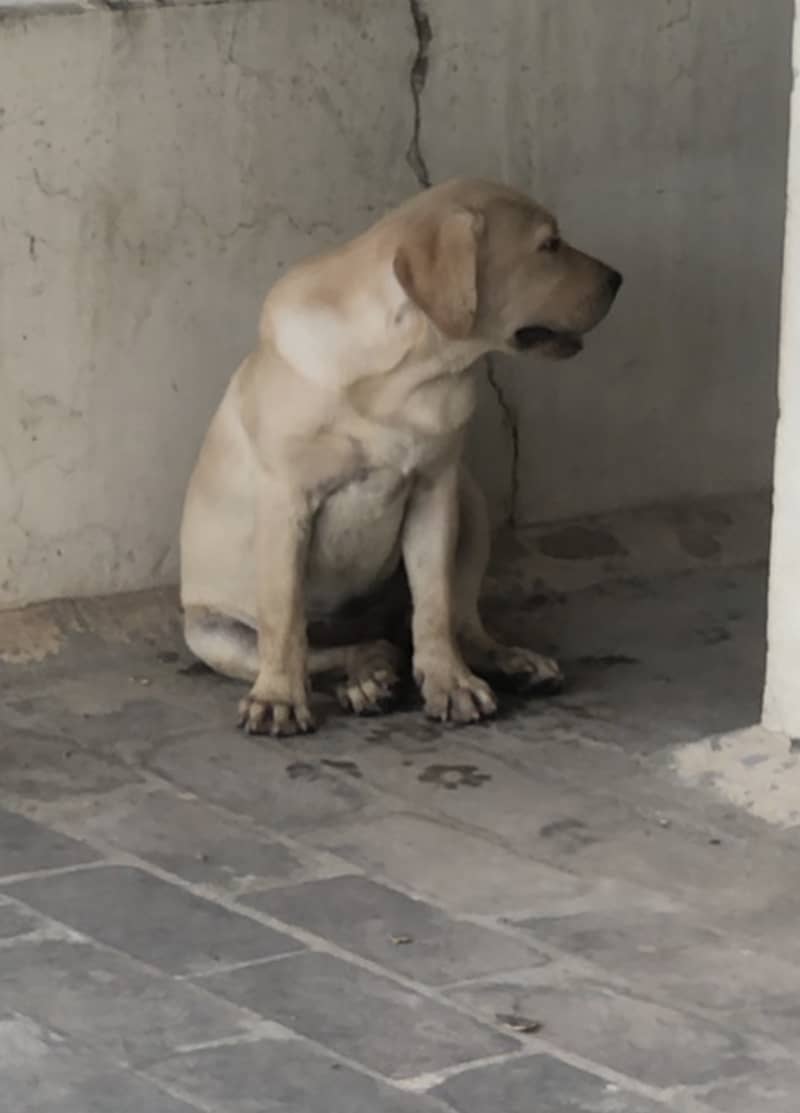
[393,208,484,339]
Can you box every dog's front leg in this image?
[403,457,497,724]
[238,484,315,736]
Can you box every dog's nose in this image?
[607,269,623,296]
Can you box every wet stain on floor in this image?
[538,526,627,561]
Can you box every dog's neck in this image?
[345,324,487,436]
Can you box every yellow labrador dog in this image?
[180,178,621,735]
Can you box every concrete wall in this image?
[764,0,800,738]
[445,0,792,525]
[0,0,793,608]
[1,0,415,608]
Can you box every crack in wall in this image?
[404,2,516,522]
[406,0,432,188]
[486,356,520,526]
[658,0,693,33]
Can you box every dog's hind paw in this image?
[471,645,565,696]
[336,639,402,716]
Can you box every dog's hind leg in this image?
[183,607,261,682]
[184,607,403,715]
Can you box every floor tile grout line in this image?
[0,1006,229,1113]
[147,718,800,867]
[167,1020,300,1054]
[0,835,568,1017]
[394,1047,545,1093]
[8,877,775,1113]
[102,769,372,875]
[0,788,589,946]
[0,837,513,1004]
[438,956,795,1068]
[180,947,309,981]
[437,958,594,995]
[0,569,783,1108]
[0,911,277,1040]
[137,1029,465,1113]
[62,758,800,998]
[140,758,574,877]
[0,857,109,886]
[0,833,698,1106]
[12,709,747,920]
[128,1068,230,1113]
[136,759,602,899]
[0,799,793,1078]
[142,726,784,917]
[402,1033,682,1106]
[0,776,366,894]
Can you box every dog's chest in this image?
[350,369,478,478]
[307,463,412,612]
[306,377,474,609]
[360,422,441,479]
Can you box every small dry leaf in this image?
[496,1012,542,1034]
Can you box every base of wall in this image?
[0,497,773,832]
[0,490,770,662]
[0,491,772,806]
[485,489,770,604]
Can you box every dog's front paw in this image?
[417,660,497,725]
[482,646,564,696]
[237,690,315,737]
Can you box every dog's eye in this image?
[539,236,561,254]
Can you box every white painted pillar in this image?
[764,3,800,736]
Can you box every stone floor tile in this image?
[432,1054,666,1112]
[0,558,788,1111]
[150,1033,448,1112]
[617,940,800,1017]
[0,938,256,1065]
[5,671,209,745]
[0,726,140,802]
[448,972,757,1088]
[246,875,546,985]
[4,865,304,975]
[0,1014,202,1113]
[0,896,44,938]
[0,805,99,876]
[696,1064,800,1113]
[304,812,593,916]
[303,737,640,858]
[55,785,353,896]
[201,950,519,1080]
[517,911,800,1040]
[514,906,724,968]
[528,818,789,916]
[149,730,375,833]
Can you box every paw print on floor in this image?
[418,763,492,790]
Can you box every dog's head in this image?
[393,180,621,359]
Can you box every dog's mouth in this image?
[512,325,584,358]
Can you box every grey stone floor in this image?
[1,555,799,1111]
